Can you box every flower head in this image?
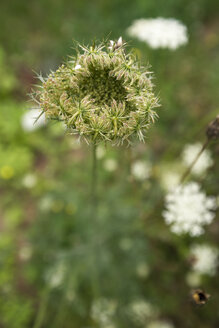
[36,38,158,145]
[127,18,188,50]
[163,182,217,236]
[131,160,151,180]
[182,143,213,175]
[190,244,218,276]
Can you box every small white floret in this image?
[75,64,81,70]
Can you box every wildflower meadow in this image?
[0,0,218,328]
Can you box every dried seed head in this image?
[36,39,159,145]
[206,115,219,140]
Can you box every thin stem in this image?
[91,143,98,210]
[33,289,50,328]
[90,143,101,297]
[180,138,210,184]
[126,146,132,177]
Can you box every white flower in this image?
[163,182,217,236]
[103,158,118,172]
[21,108,46,132]
[182,143,213,175]
[131,160,151,180]
[129,300,157,324]
[190,244,218,276]
[75,64,81,70]
[127,18,188,50]
[91,298,117,326]
[22,174,37,188]
[147,320,174,328]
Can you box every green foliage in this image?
[0,47,17,97]
[0,234,33,328]
[0,297,33,328]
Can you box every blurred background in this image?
[0,0,219,327]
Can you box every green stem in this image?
[91,143,98,211]
[33,289,50,328]
[127,146,132,177]
[90,143,101,297]
[180,138,210,184]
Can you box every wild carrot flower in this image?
[182,143,213,175]
[131,160,151,180]
[163,182,217,236]
[127,18,188,50]
[36,38,158,145]
[190,244,218,276]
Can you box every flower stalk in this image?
[180,115,219,184]
[180,139,210,184]
[91,142,98,211]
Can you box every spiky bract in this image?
[37,39,158,145]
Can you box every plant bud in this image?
[206,115,219,140]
